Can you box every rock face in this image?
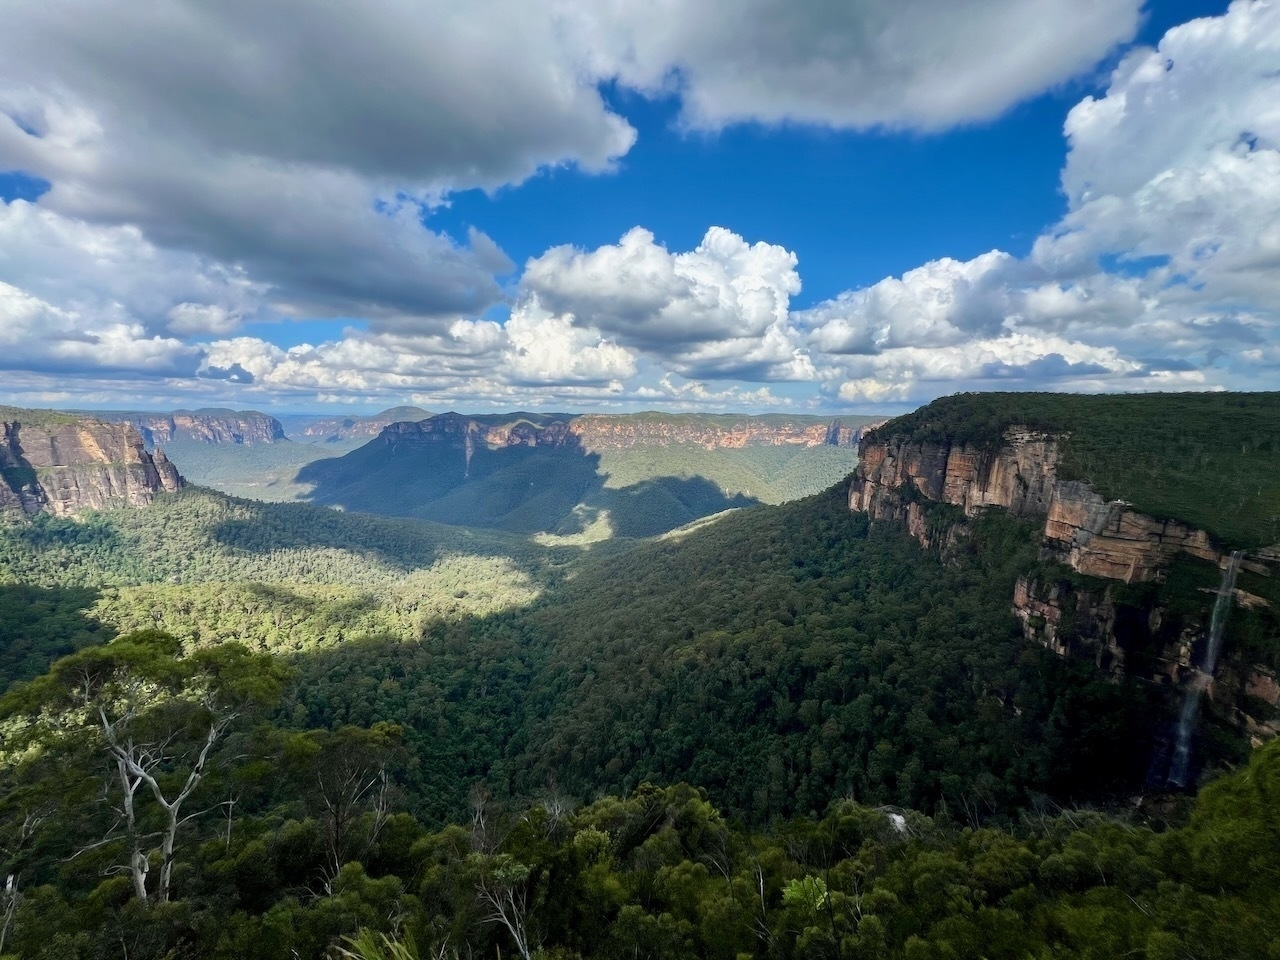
[849,424,1280,743]
[290,406,433,442]
[104,409,286,446]
[0,411,184,517]
[850,428,1229,581]
[378,412,881,452]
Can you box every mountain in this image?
[0,406,183,517]
[86,408,286,446]
[296,410,878,537]
[849,391,1280,761]
[0,393,1276,956]
[281,405,434,442]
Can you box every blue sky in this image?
[0,0,1276,414]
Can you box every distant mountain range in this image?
[297,410,881,537]
[81,408,286,446]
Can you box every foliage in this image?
[1,720,1277,959]
[0,393,1274,955]
[0,584,112,691]
[161,438,364,502]
[868,391,1280,546]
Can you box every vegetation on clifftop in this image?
[867,391,1280,546]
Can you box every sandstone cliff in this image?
[97,409,286,446]
[849,428,1230,581]
[0,409,184,517]
[377,412,880,452]
[289,406,432,442]
[848,423,1279,742]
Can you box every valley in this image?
[0,393,1275,958]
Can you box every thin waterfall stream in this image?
[1168,549,1245,787]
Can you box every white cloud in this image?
[568,0,1142,131]
[522,226,811,380]
[502,305,636,385]
[802,252,1015,355]
[0,200,258,335]
[813,1,1280,405]
[0,0,1142,332]
[1,1,1276,412]
[193,303,635,401]
[1036,0,1280,303]
[0,281,196,376]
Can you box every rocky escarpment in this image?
[849,425,1280,743]
[98,409,286,446]
[289,406,432,442]
[0,410,184,517]
[849,429,1234,582]
[378,412,880,452]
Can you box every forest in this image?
[0,392,1276,957]
[869,391,1280,546]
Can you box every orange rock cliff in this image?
[849,426,1279,741]
[0,413,184,517]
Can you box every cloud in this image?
[802,252,1016,355]
[568,0,1142,131]
[522,226,811,380]
[1035,0,1280,301]
[813,1,1280,404]
[0,2,1275,411]
[501,305,636,385]
[0,281,197,376]
[0,200,258,336]
[0,0,1142,333]
[0,0,631,323]
[191,302,635,403]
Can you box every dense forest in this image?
[0,628,1275,959]
[0,392,1276,957]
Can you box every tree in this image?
[279,722,405,890]
[1,630,286,904]
[469,853,536,960]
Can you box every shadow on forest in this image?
[293,426,760,539]
[0,583,113,691]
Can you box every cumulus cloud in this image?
[191,302,634,404]
[522,226,811,380]
[1036,0,1280,300]
[809,1,1280,405]
[0,200,258,335]
[0,281,197,376]
[0,0,1141,334]
[0,202,239,377]
[0,1,1274,411]
[802,252,1016,355]
[568,0,1142,131]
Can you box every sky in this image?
[0,0,1276,415]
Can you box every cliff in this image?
[95,409,286,446]
[288,406,433,442]
[848,429,1226,581]
[376,412,880,452]
[848,407,1280,746]
[0,409,184,517]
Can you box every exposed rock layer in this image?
[849,426,1279,743]
[290,407,432,442]
[379,413,880,452]
[850,429,1228,581]
[102,410,286,446]
[1,413,183,517]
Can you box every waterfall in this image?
[1168,549,1244,787]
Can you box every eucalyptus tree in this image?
[0,629,286,904]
